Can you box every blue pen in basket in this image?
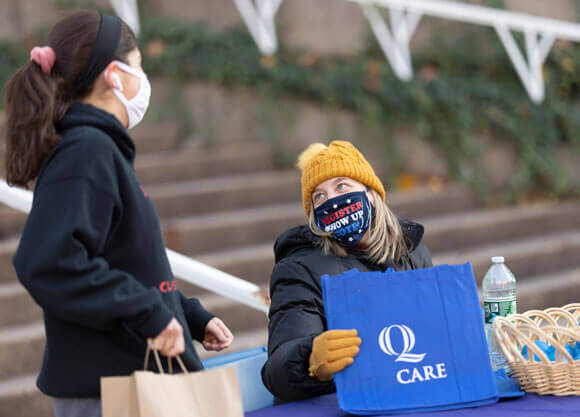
[321,263,498,415]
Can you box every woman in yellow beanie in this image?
[261,140,433,403]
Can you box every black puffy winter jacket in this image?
[261,218,433,403]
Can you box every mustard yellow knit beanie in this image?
[297,140,386,215]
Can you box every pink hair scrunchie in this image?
[30,46,56,75]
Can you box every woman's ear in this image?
[104,62,123,91]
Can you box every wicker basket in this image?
[492,303,580,396]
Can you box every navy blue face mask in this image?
[314,191,373,247]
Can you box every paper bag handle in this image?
[144,345,189,374]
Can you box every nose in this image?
[325,189,340,200]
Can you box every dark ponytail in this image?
[4,11,138,188]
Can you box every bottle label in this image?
[484,299,517,324]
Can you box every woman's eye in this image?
[337,183,348,191]
[314,193,325,201]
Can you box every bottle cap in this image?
[492,256,504,264]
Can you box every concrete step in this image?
[163,203,303,255]
[0,238,18,285]
[131,121,181,154]
[0,207,26,239]
[192,293,268,335]
[150,174,480,220]
[0,322,44,380]
[384,185,480,220]
[162,185,482,255]
[0,375,52,417]
[421,199,580,253]
[189,229,580,291]
[148,170,301,218]
[517,267,580,312]
[435,230,580,284]
[194,243,273,286]
[135,142,275,185]
[0,283,41,327]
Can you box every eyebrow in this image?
[312,177,349,194]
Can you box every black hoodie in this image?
[13,102,214,398]
[261,220,432,403]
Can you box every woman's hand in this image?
[309,329,361,381]
[202,317,234,352]
[147,318,185,357]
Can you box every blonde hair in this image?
[308,189,408,265]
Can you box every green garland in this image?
[2,16,580,199]
[0,42,26,105]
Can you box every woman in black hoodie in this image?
[4,11,232,417]
[261,141,433,403]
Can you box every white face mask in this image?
[106,61,151,129]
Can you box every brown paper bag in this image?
[101,372,139,417]
[101,349,244,417]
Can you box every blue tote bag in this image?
[321,263,498,415]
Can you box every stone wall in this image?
[0,0,111,41]
[149,79,580,191]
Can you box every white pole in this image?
[362,4,420,81]
[495,24,535,100]
[0,179,32,213]
[167,249,268,313]
[232,0,283,55]
[110,0,140,36]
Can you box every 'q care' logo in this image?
[379,324,448,385]
[378,325,426,363]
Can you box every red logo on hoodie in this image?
[159,280,177,293]
[140,185,149,197]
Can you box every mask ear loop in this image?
[116,60,144,77]
[104,65,124,92]
[364,186,375,226]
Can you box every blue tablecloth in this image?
[246,393,580,417]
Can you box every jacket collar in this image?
[397,217,424,251]
[274,217,425,263]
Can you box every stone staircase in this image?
[1,121,580,417]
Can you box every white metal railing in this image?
[110,0,140,36]
[108,0,580,102]
[0,179,269,314]
[231,0,580,103]
[232,0,284,55]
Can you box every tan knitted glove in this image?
[308,329,362,381]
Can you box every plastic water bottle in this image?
[482,256,517,372]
